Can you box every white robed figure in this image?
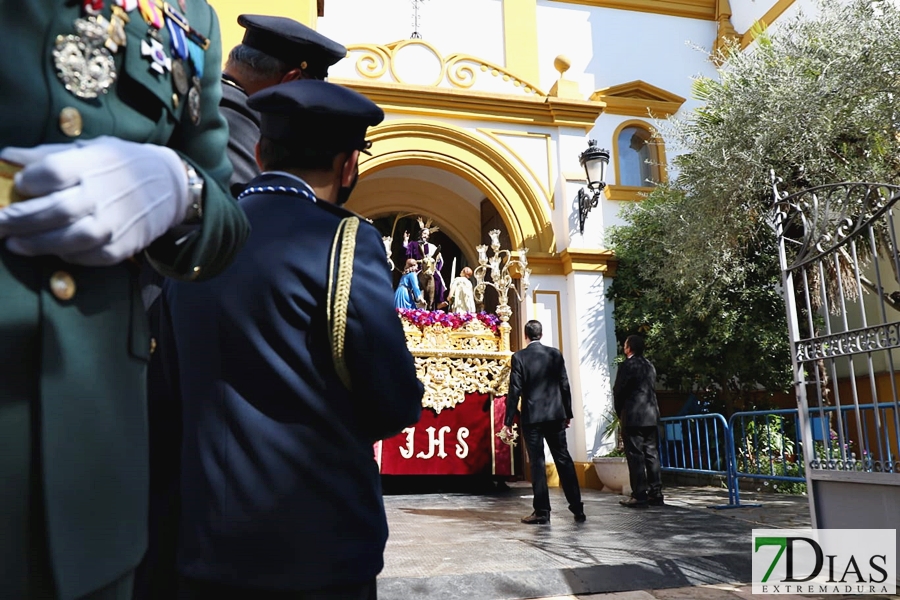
[447,266,476,313]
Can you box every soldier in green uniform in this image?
[0,1,250,599]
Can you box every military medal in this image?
[138,0,164,29]
[53,16,117,99]
[105,6,129,53]
[141,36,171,74]
[187,76,201,125]
[171,58,189,95]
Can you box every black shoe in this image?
[619,496,648,508]
[647,495,665,506]
[521,512,550,524]
[573,512,587,523]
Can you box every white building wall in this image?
[535,2,719,95]
[317,0,506,66]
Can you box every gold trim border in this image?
[528,249,618,277]
[547,0,717,21]
[333,79,605,131]
[589,80,686,119]
[533,290,564,357]
[741,0,797,49]
[611,119,669,188]
[478,129,554,207]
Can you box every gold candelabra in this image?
[473,229,531,352]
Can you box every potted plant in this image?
[592,409,632,495]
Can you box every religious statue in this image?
[394,258,426,310]
[403,217,446,309]
[447,266,476,313]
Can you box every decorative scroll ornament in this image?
[413,355,510,414]
[343,40,545,96]
[403,319,501,353]
[401,320,511,413]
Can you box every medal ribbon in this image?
[115,0,138,11]
[83,0,103,15]
[138,0,164,29]
[166,12,189,59]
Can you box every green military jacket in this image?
[0,2,249,599]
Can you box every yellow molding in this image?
[713,0,740,62]
[527,250,618,276]
[741,0,796,49]
[345,41,545,95]
[611,119,669,187]
[503,0,540,85]
[606,185,654,202]
[547,0,717,21]
[562,249,617,276]
[333,78,605,131]
[533,290,565,357]
[360,120,554,253]
[477,129,554,207]
[590,80,686,119]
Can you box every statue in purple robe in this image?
[403,217,446,309]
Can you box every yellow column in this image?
[502,0,540,85]
[210,0,319,66]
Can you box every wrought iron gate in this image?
[772,178,900,530]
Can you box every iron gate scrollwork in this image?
[772,176,900,478]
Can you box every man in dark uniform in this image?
[614,334,664,507]
[0,2,249,600]
[158,80,424,598]
[221,14,347,193]
[501,320,585,525]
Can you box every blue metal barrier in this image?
[659,413,741,508]
[659,404,898,508]
[728,409,804,505]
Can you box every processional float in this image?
[376,229,531,476]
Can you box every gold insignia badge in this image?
[0,160,26,209]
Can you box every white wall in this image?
[318,0,506,66]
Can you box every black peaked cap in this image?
[238,14,347,78]
[248,80,385,152]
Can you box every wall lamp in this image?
[576,139,610,235]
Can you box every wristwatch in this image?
[182,160,204,224]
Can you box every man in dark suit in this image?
[613,334,664,507]
[221,14,347,194]
[0,3,249,598]
[158,80,424,598]
[502,320,585,524]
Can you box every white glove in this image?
[0,136,191,266]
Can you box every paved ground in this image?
[377,481,897,600]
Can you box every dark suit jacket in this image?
[0,4,248,599]
[161,173,423,591]
[613,354,660,427]
[505,341,573,427]
[220,76,260,194]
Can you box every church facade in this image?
[208,0,809,474]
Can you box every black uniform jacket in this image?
[613,354,660,428]
[505,341,573,427]
[220,76,260,194]
[160,173,424,590]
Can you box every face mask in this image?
[335,170,359,207]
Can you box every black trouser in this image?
[177,577,377,600]
[523,420,583,516]
[623,425,662,500]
